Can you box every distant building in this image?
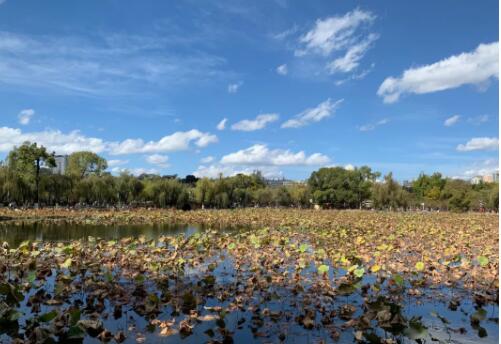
[482,174,494,183]
[265,177,295,187]
[402,180,413,191]
[51,155,69,175]
[472,172,499,184]
[471,176,482,185]
[470,172,499,185]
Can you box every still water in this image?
[0,222,206,247]
[0,222,498,344]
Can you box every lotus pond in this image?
[0,209,498,343]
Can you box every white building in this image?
[471,172,499,184]
[265,178,296,187]
[471,176,482,185]
[51,155,69,175]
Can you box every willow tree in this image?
[67,151,107,178]
[8,142,56,205]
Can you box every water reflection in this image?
[0,222,205,246]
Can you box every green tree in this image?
[194,178,214,208]
[255,188,274,207]
[274,187,291,207]
[40,174,73,205]
[308,166,379,208]
[371,173,408,210]
[116,172,144,204]
[8,142,56,205]
[287,184,310,208]
[67,151,107,178]
[412,173,446,198]
[448,191,471,212]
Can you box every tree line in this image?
[0,142,498,212]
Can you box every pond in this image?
[0,222,208,247]
[0,222,498,343]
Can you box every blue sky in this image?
[0,0,498,180]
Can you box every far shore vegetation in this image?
[0,142,498,212]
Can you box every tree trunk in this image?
[35,158,40,207]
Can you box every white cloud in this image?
[282,98,343,128]
[193,164,282,179]
[293,8,377,79]
[378,42,499,103]
[359,118,389,132]
[194,132,219,148]
[276,64,288,75]
[220,144,330,166]
[0,127,106,154]
[456,137,499,152]
[201,156,214,163]
[327,33,378,73]
[231,113,279,131]
[216,118,227,130]
[112,167,159,176]
[108,129,218,155]
[444,115,460,127]
[107,159,129,168]
[344,164,355,171]
[0,127,218,155]
[461,159,499,178]
[227,81,243,93]
[297,9,376,56]
[146,154,169,167]
[18,108,35,125]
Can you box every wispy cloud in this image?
[216,118,228,130]
[296,9,376,56]
[231,113,279,131]
[359,118,389,131]
[327,33,378,73]
[467,114,489,125]
[444,115,460,127]
[293,8,377,79]
[200,156,214,163]
[276,64,288,75]
[146,154,169,167]
[272,24,299,41]
[18,109,35,125]
[0,31,232,96]
[335,63,374,85]
[227,81,243,93]
[282,98,343,128]
[378,42,499,103]
[107,159,129,168]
